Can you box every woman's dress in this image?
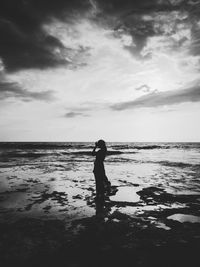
[93,149,106,195]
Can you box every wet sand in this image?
[1,166,200,267]
[1,142,200,267]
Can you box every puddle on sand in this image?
[110,186,141,203]
[118,206,140,216]
[154,222,171,230]
[167,214,200,223]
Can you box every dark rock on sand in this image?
[137,186,200,205]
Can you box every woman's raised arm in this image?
[92,142,97,156]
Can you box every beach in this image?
[0,142,200,267]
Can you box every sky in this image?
[0,0,200,142]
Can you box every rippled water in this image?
[0,142,200,222]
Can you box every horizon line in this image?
[0,140,200,143]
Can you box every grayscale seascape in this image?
[1,0,200,266]
[1,142,200,266]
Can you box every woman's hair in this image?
[97,139,106,149]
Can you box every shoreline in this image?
[0,142,200,266]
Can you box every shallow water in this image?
[1,142,200,267]
[167,214,200,223]
[110,186,141,203]
[0,142,200,223]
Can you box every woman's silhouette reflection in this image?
[94,194,111,220]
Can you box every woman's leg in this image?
[103,175,111,193]
[94,173,104,196]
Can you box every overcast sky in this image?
[1,0,200,142]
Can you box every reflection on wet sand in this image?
[168,213,200,223]
[95,196,109,219]
[1,142,200,266]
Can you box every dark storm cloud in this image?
[96,0,200,57]
[110,85,200,110]
[0,81,55,102]
[97,0,197,17]
[1,0,200,72]
[95,1,165,56]
[0,0,90,72]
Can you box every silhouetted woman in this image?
[92,140,111,198]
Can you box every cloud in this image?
[1,0,200,72]
[110,84,200,110]
[63,100,111,118]
[64,111,89,118]
[64,102,103,118]
[0,0,91,72]
[0,81,55,102]
[95,0,200,59]
[135,84,151,92]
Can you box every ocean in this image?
[0,142,200,223]
[1,142,200,266]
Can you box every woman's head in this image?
[97,139,106,149]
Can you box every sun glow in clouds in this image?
[1,0,200,141]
